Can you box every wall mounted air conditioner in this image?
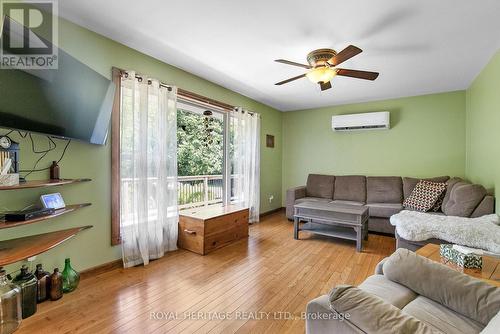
[332,111,390,132]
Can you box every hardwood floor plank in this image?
[17,212,395,334]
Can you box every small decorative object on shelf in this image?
[34,264,50,303]
[62,258,80,293]
[0,267,22,334]
[49,161,60,180]
[440,244,483,269]
[0,136,20,173]
[0,157,19,187]
[49,268,63,301]
[0,174,19,187]
[12,265,37,319]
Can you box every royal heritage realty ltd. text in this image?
[149,311,351,321]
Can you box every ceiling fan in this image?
[275,45,379,91]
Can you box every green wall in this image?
[466,51,500,211]
[1,17,283,273]
[282,91,466,203]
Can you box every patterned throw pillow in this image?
[432,192,446,212]
[403,180,447,212]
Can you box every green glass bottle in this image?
[61,258,80,293]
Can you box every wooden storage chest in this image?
[178,205,249,255]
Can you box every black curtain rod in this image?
[119,69,258,116]
[122,71,173,91]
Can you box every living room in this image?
[0,1,499,333]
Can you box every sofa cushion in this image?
[471,196,495,218]
[403,180,447,212]
[382,249,500,326]
[330,200,365,206]
[367,203,403,218]
[306,174,335,199]
[359,274,417,309]
[403,176,450,199]
[333,175,366,203]
[367,176,403,204]
[441,177,463,209]
[403,296,484,334]
[329,285,440,334]
[295,197,331,205]
[442,182,487,217]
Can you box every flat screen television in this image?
[0,23,115,145]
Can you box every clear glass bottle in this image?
[61,258,80,293]
[12,265,37,319]
[0,268,22,334]
[34,264,50,303]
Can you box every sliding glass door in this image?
[177,100,227,209]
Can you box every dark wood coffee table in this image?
[293,201,369,252]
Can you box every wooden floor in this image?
[19,212,395,334]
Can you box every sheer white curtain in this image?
[231,108,260,223]
[119,71,178,268]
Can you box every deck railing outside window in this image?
[121,175,236,216]
[178,175,224,209]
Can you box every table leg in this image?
[294,217,299,240]
[363,221,369,241]
[355,226,362,252]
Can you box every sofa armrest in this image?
[286,186,306,220]
[287,185,306,200]
[329,285,439,334]
[374,257,389,275]
[383,248,500,326]
[306,295,365,334]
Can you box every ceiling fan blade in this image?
[275,59,311,69]
[336,69,379,81]
[320,81,332,91]
[329,45,362,66]
[275,73,307,85]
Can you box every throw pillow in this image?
[403,180,447,212]
[442,183,487,217]
[431,192,445,212]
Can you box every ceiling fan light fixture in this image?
[306,66,337,84]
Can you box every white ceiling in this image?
[59,0,500,111]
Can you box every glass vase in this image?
[61,258,80,293]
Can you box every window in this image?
[110,67,237,245]
[176,101,226,210]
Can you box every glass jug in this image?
[0,267,22,334]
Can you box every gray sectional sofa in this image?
[286,174,495,242]
[306,249,500,334]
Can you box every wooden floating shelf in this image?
[0,203,92,230]
[0,225,93,266]
[0,178,91,191]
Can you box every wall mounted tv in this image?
[0,22,115,145]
